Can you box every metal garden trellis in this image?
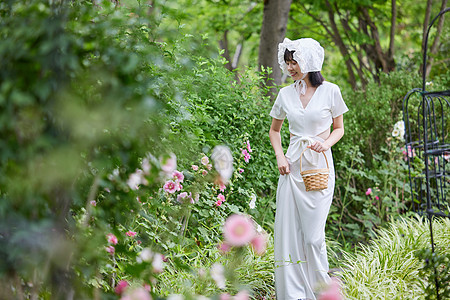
[402,7,450,299]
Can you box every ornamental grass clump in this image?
[338,217,450,299]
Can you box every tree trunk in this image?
[388,0,397,63]
[219,30,233,71]
[422,0,434,56]
[258,0,293,99]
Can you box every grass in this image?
[155,216,450,299]
[337,216,450,299]
[157,236,275,299]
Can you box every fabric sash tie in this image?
[285,135,321,166]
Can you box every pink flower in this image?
[238,168,244,173]
[242,149,251,163]
[375,196,380,201]
[172,170,184,183]
[217,193,225,202]
[202,170,208,176]
[365,188,372,196]
[106,245,115,255]
[115,280,129,295]
[223,214,256,246]
[215,193,225,207]
[251,234,268,255]
[219,183,226,192]
[246,140,252,153]
[107,233,118,245]
[120,287,152,300]
[192,164,199,171]
[161,153,177,174]
[217,242,231,254]
[201,155,209,166]
[220,293,231,300]
[126,231,137,237]
[163,180,177,194]
[177,192,189,203]
[90,200,97,206]
[234,290,250,300]
[207,163,213,170]
[319,278,342,300]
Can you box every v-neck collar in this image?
[292,83,321,110]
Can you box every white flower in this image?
[249,194,257,209]
[444,152,450,161]
[394,120,405,131]
[167,295,184,300]
[142,158,151,174]
[392,128,400,137]
[256,224,263,233]
[137,248,153,263]
[198,268,206,278]
[211,145,233,183]
[161,153,177,174]
[152,253,164,273]
[210,263,226,289]
[127,169,147,190]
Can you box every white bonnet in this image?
[278,38,324,74]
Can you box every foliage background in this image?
[0,0,448,299]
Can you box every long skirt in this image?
[274,136,334,300]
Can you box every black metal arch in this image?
[402,7,449,300]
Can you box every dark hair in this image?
[284,49,324,87]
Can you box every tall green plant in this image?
[0,0,196,297]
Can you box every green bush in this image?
[0,0,197,297]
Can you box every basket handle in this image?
[299,147,329,173]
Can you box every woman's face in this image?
[286,59,304,81]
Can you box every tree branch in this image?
[324,0,357,88]
[299,3,334,37]
[360,6,389,72]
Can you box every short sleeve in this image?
[270,92,286,120]
[331,85,349,118]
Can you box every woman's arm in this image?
[269,118,290,175]
[309,114,345,153]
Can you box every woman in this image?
[269,38,348,300]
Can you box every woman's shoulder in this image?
[321,81,340,90]
[279,84,295,94]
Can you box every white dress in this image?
[270,81,348,300]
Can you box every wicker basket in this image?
[300,148,330,191]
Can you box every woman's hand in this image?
[308,141,330,153]
[276,154,290,175]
